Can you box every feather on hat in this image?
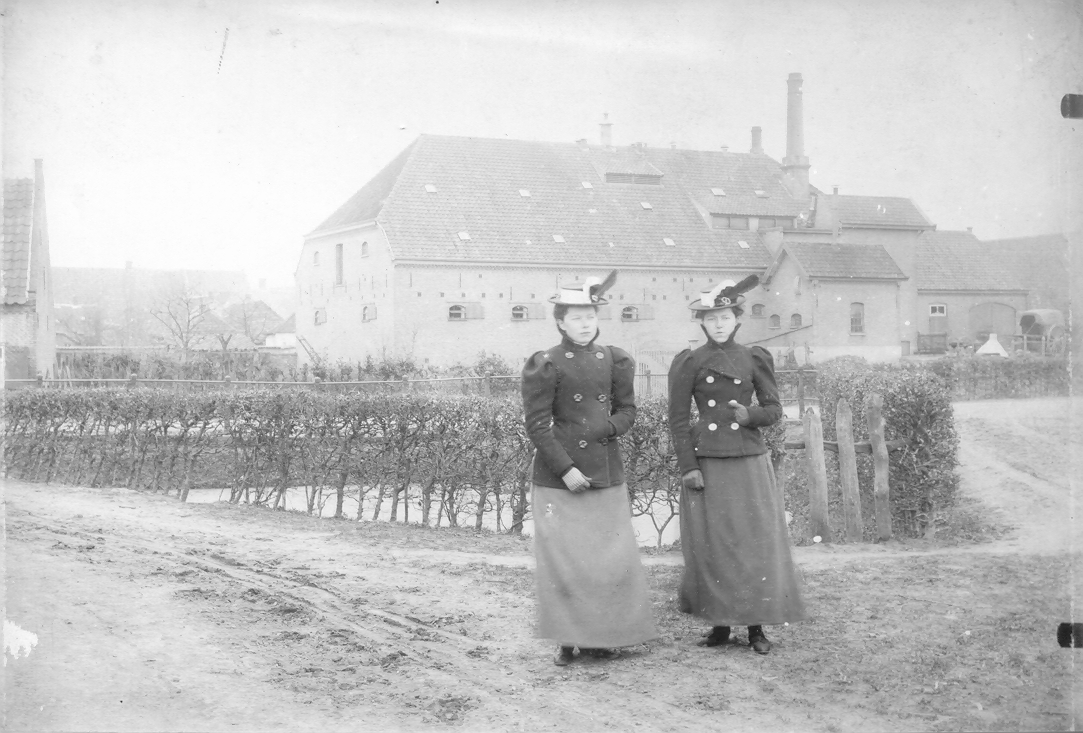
[549,270,618,305]
[688,274,760,311]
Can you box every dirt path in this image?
[4,396,1079,732]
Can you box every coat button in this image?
[578,440,588,448]
[596,352,605,359]
[565,352,574,358]
[734,378,742,385]
[597,394,607,402]
[706,376,715,383]
[573,393,583,402]
[708,423,717,431]
[731,422,740,430]
[707,399,716,407]
[599,438,608,445]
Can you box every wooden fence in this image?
[783,393,906,543]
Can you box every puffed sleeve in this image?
[521,351,576,479]
[607,346,636,438]
[746,346,783,428]
[667,349,699,474]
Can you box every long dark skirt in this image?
[533,484,658,648]
[679,453,808,626]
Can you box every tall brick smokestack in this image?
[781,73,810,200]
[600,113,612,147]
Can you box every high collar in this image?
[701,322,741,350]
[560,332,600,351]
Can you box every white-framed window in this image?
[449,305,466,321]
[621,306,639,322]
[314,308,326,326]
[851,302,865,334]
[769,314,781,329]
[449,303,484,321]
[511,305,529,321]
[929,304,946,316]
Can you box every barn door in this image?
[968,302,1016,341]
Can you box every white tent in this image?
[975,333,1009,357]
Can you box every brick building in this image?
[2,160,56,379]
[295,73,1063,370]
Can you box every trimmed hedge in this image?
[814,357,959,537]
[921,355,1068,400]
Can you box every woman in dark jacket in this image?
[522,271,658,666]
[667,276,807,654]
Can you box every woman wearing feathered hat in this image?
[521,271,658,666]
[667,276,807,655]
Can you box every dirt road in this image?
[4,397,1078,732]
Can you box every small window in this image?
[621,306,639,322]
[738,240,750,249]
[769,314,781,329]
[711,187,726,196]
[360,241,369,257]
[458,232,471,241]
[751,304,765,318]
[640,202,653,209]
[930,304,946,316]
[425,184,437,193]
[313,251,320,265]
[850,303,865,334]
[728,217,749,230]
[552,234,565,243]
[449,305,466,321]
[790,314,803,328]
[362,305,377,322]
[314,308,327,326]
[663,238,676,247]
[511,305,529,321]
[335,243,344,285]
[760,218,775,228]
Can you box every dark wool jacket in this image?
[667,334,783,475]
[521,336,636,489]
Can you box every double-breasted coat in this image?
[522,336,636,488]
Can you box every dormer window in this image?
[605,172,662,185]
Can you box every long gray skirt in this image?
[679,453,808,626]
[533,484,659,648]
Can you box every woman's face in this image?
[701,307,738,343]
[557,306,599,345]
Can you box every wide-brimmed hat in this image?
[549,270,618,306]
[688,275,760,312]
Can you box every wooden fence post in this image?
[642,365,652,399]
[797,368,806,416]
[482,372,492,398]
[127,372,138,390]
[866,393,893,541]
[802,407,832,542]
[835,399,863,542]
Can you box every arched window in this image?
[790,313,802,328]
[313,251,320,265]
[621,306,639,322]
[360,241,369,257]
[769,314,781,329]
[314,308,326,326]
[361,305,376,322]
[511,305,529,321]
[850,303,865,333]
[448,305,466,321]
[751,304,765,318]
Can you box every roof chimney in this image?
[832,185,839,195]
[967,227,973,233]
[670,142,677,150]
[750,127,763,154]
[720,145,729,152]
[600,113,612,147]
[781,73,811,200]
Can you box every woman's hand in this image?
[562,467,592,493]
[682,469,705,491]
[728,400,750,426]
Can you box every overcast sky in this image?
[5,0,1081,288]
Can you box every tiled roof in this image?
[269,313,295,334]
[311,135,810,270]
[783,242,908,280]
[3,178,34,305]
[917,230,1068,293]
[831,194,933,229]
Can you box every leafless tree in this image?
[149,285,214,362]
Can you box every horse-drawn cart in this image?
[1016,309,1067,355]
